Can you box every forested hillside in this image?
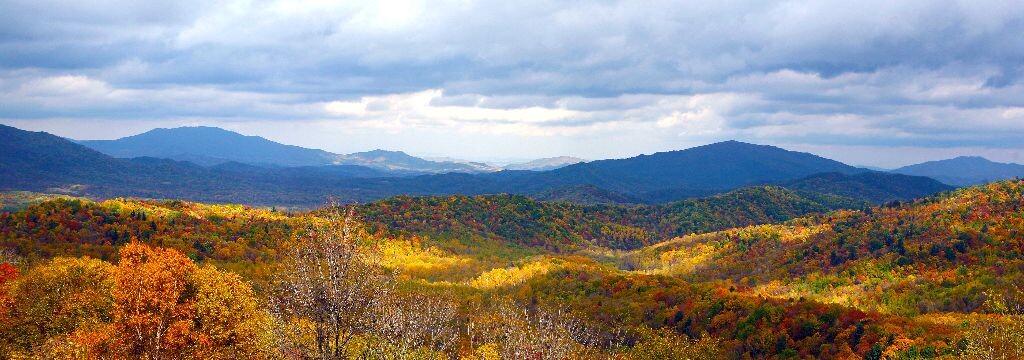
[619,180,1024,317]
[358,186,861,250]
[0,181,1021,358]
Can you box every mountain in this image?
[336,149,491,173]
[892,156,1024,186]
[510,140,862,202]
[783,171,953,203]
[78,126,337,167]
[856,165,891,171]
[0,125,382,205]
[503,156,585,171]
[1,125,951,206]
[79,126,497,174]
[311,140,875,204]
[0,124,137,190]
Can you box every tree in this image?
[0,256,113,358]
[625,326,721,360]
[960,286,1024,359]
[190,265,275,359]
[270,206,396,359]
[468,300,602,360]
[107,242,198,358]
[18,243,278,359]
[356,290,460,358]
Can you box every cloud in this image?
[322,89,583,136]
[0,0,1023,166]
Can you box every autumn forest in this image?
[0,178,1021,359]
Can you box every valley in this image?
[0,179,1021,358]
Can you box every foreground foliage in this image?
[0,243,273,358]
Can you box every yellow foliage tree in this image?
[0,257,113,358]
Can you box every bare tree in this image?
[357,291,460,359]
[270,205,396,359]
[0,247,21,265]
[468,300,605,359]
[961,286,1024,360]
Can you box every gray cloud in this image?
[0,0,1022,166]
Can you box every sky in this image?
[1,0,1023,168]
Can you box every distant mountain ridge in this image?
[1,124,953,207]
[892,156,1024,186]
[336,149,493,173]
[514,140,861,202]
[503,156,585,171]
[78,127,491,174]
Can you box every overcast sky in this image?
[1,0,1022,167]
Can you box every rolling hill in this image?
[622,179,1024,316]
[533,184,640,204]
[356,185,863,250]
[784,171,953,203]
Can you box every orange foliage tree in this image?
[108,242,199,358]
[0,243,273,359]
[97,242,274,359]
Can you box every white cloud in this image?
[323,89,584,136]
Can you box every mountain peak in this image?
[337,149,492,173]
[134,126,243,137]
[651,140,780,156]
[79,126,335,167]
[545,140,859,201]
[358,149,410,156]
[76,126,495,173]
[948,155,991,162]
[714,139,749,145]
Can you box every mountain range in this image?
[2,124,954,207]
[77,127,571,173]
